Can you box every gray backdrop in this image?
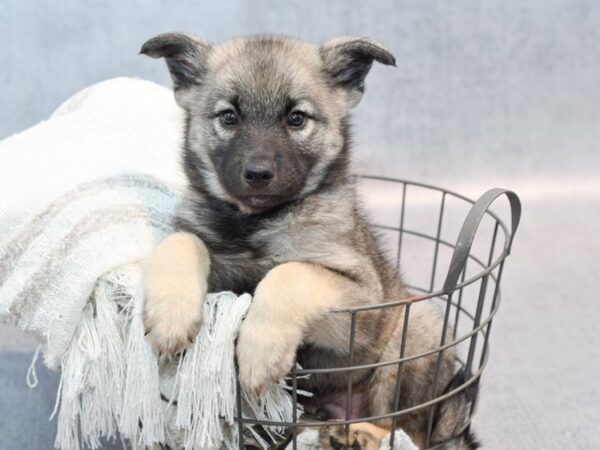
[1,1,599,449]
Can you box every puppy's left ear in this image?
[140,32,210,92]
[320,36,395,107]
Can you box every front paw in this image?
[320,423,390,450]
[143,285,204,358]
[236,262,322,396]
[141,233,209,358]
[236,316,300,396]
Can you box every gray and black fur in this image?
[141,33,477,449]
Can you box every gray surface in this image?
[0,353,62,450]
[1,1,599,449]
[2,0,600,184]
[0,353,123,450]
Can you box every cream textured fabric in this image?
[0,77,185,369]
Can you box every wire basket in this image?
[235,177,521,449]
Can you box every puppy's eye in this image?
[287,111,306,127]
[220,110,238,126]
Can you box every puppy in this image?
[140,33,477,449]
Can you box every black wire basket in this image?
[235,176,521,449]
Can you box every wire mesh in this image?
[234,177,521,449]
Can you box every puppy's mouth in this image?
[238,194,289,212]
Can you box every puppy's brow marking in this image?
[213,99,235,114]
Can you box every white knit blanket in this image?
[0,78,298,450]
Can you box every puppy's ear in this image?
[140,33,210,91]
[320,36,395,107]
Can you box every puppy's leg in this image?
[236,261,351,395]
[141,232,210,356]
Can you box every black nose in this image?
[243,162,274,187]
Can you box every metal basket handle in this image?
[442,188,521,294]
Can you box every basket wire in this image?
[234,177,521,449]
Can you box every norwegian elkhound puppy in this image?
[139,33,478,449]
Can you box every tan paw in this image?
[237,262,332,396]
[320,423,388,450]
[236,315,300,396]
[141,232,210,358]
[236,265,302,395]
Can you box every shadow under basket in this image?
[235,177,522,449]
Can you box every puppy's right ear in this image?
[140,33,210,91]
[320,36,395,108]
